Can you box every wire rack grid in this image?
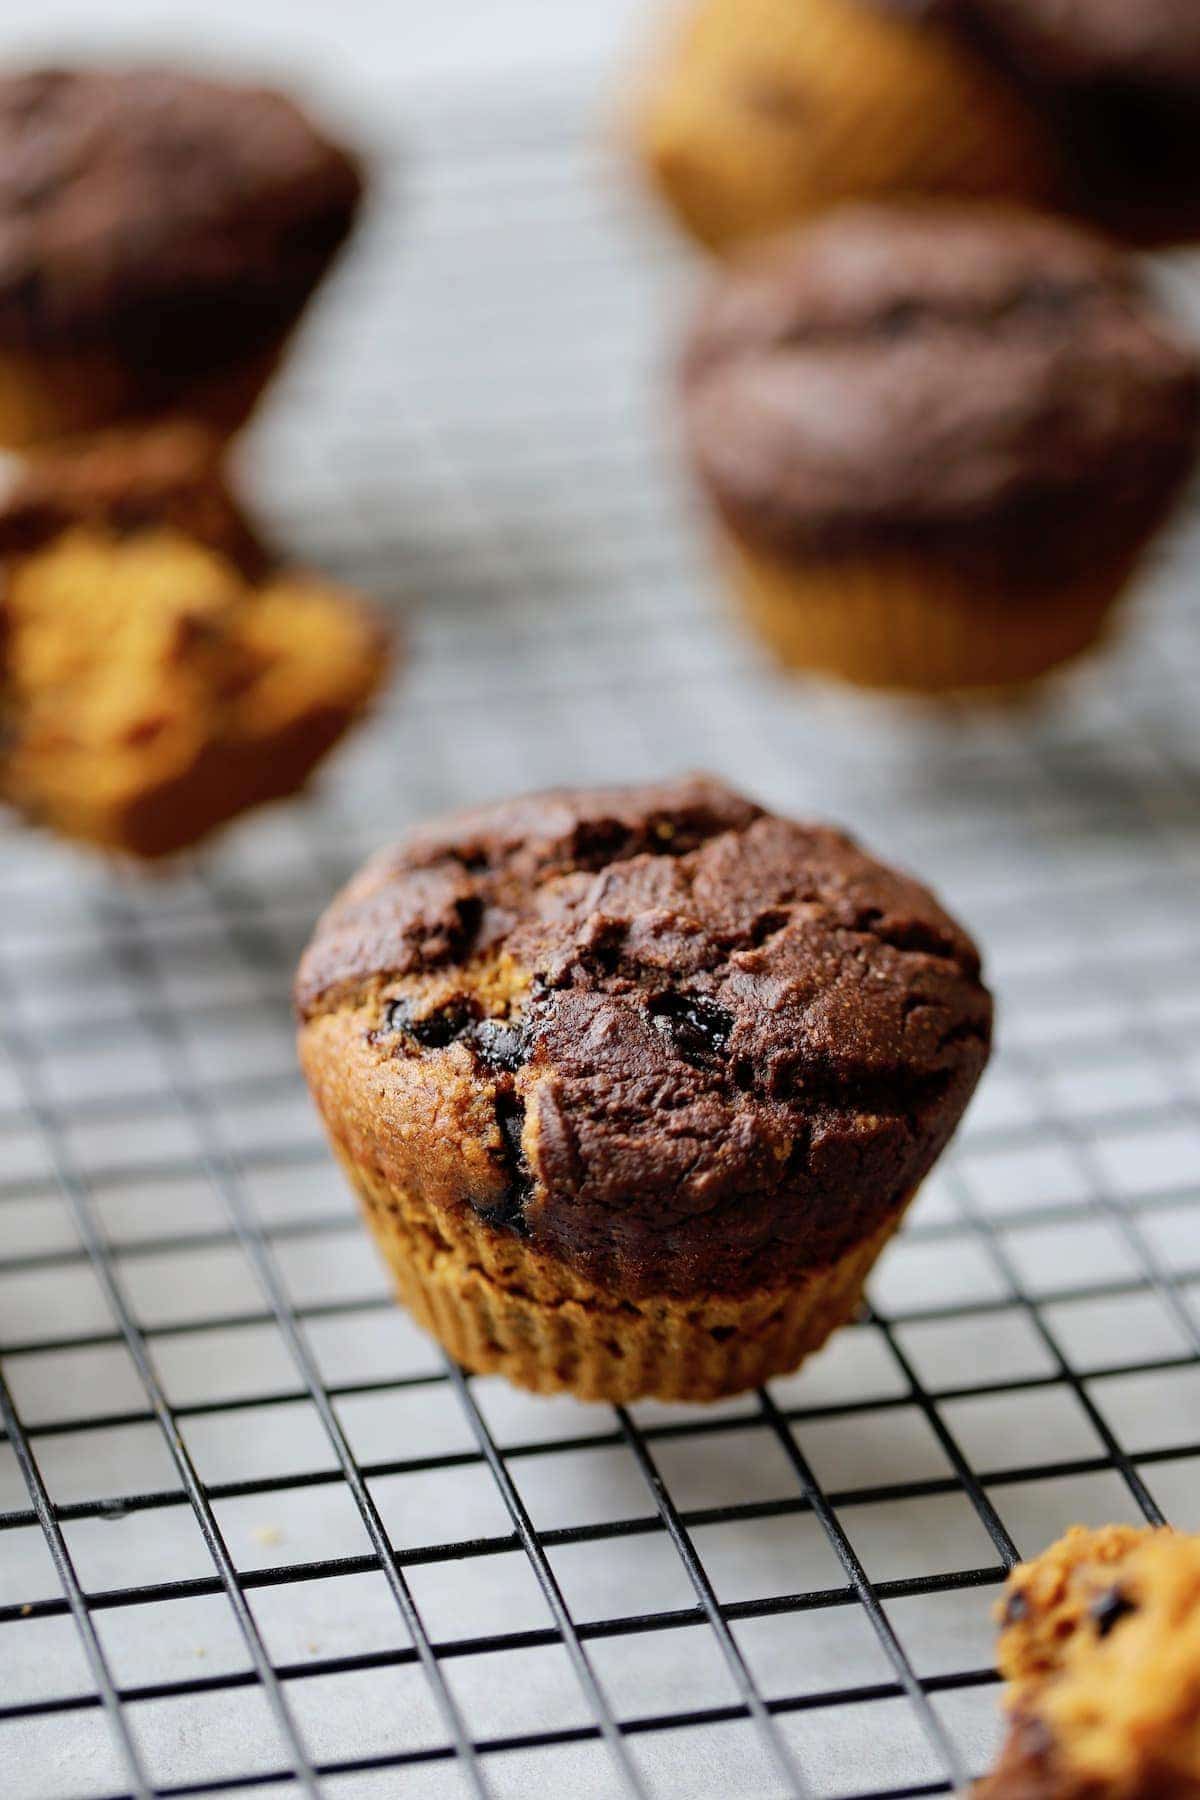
[3,72,1200,1800]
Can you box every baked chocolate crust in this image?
[0,67,363,361]
[681,205,1199,577]
[0,424,267,573]
[296,776,991,1299]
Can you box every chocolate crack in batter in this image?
[296,777,992,1296]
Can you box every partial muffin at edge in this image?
[976,1523,1200,1798]
[930,0,1200,244]
[295,776,991,1398]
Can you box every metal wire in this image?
[2,86,1200,1800]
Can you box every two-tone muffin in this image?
[977,1524,1200,1797]
[0,68,363,446]
[681,205,1200,693]
[295,776,991,1403]
[0,425,390,857]
[636,0,1200,253]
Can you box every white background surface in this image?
[0,0,646,118]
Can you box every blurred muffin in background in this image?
[634,0,1055,253]
[635,0,1200,253]
[680,204,1200,694]
[0,67,364,447]
[0,425,390,858]
[935,0,1200,247]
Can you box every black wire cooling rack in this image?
[3,77,1200,1800]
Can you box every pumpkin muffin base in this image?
[0,340,286,449]
[636,0,1053,253]
[2,520,390,859]
[721,534,1138,695]
[338,1147,908,1403]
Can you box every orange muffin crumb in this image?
[0,427,390,858]
[979,1524,1200,1797]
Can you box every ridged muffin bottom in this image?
[340,1148,909,1403]
[723,534,1138,695]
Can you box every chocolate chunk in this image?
[476,1093,532,1235]
[1090,1586,1136,1637]
[383,1000,532,1071]
[470,1018,529,1073]
[384,998,471,1047]
[1001,1588,1030,1626]
[648,992,733,1064]
[382,998,415,1035]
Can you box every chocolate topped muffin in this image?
[0,425,390,858]
[928,0,1200,241]
[976,1524,1200,1797]
[296,776,990,1400]
[682,204,1200,691]
[0,67,363,446]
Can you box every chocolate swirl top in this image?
[0,67,363,354]
[682,205,1199,572]
[297,777,991,1297]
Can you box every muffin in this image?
[636,0,1200,253]
[977,1524,1200,1797]
[0,68,363,447]
[0,425,390,858]
[634,0,1055,253]
[295,776,991,1403]
[935,0,1200,246]
[681,205,1200,694]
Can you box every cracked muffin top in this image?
[0,66,363,352]
[681,205,1199,571]
[978,1524,1200,1798]
[296,776,991,1297]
